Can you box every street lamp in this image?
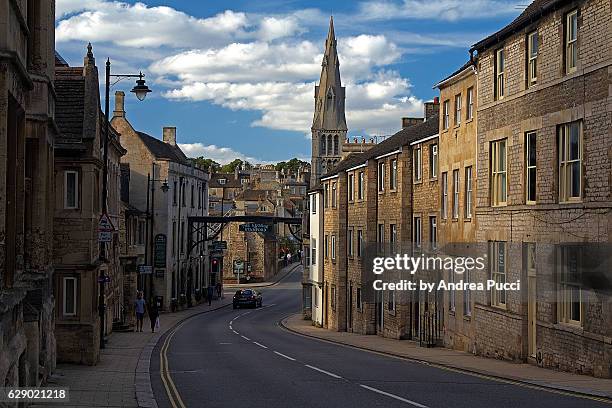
[99,54,152,350]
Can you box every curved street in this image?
[150,268,608,408]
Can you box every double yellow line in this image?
[160,322,187,408]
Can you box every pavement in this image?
[150,265,611,408]
[281,312,612,401]
[32,263,300,408]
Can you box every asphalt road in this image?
[150,267,609,408]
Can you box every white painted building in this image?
[308,188,324,326]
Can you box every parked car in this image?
[233,289,262,309]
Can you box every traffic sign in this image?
[209,241,227,250]
[98,213,115,232]
[98,231,113,243]
[239,223,271,233]
[138,265,153,275]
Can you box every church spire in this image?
[312,16,347,131]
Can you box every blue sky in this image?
[55,0,523,164]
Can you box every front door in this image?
[527,244,537,357]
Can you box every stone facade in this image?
[436,64,479,352]
[0,0,57,386]
[472,0,612,377]
[53,45,126,365]
[112,94,209,311]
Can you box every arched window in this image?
[334,135,339,156]
[321,136,326,156]
[327,135,332,155]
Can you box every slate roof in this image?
[135,131,189,164]
[471,0,563,52]
[54,68,85,143]
[324,115,440,177]
[209,173,242,188]
[235,189,276,202]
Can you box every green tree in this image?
[220,158,243,173]
[191,157,220,172]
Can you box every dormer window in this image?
[219,179,226,185]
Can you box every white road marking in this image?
[304,364,342,379]
[359,384,429,408]
[253,342,268,349]
[273,351,296,361]
[241,335,251,341]
[232,330,239,335]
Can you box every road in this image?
[150,267,609,408]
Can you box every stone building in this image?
[112,93,209,311]
[0,0,57,385]
[53,45,126,364]
[208,171,243,216]
[471,0,611,377]
[435,62,479,351]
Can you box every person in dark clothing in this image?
[207,285,214,306]
[215,282,222,299]
[148,299,159,333]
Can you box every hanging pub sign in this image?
[154,234,167,268]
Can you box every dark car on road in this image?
[233,289,262,309]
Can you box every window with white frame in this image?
[528,31,538,86]
[430,144,438,178]
[390,159,398,190]
[62,276,77,317]
[332,182,337,208]
[495,48,505,99]
[390,224,397,245]
[348,173,354,201]
[413,216,421,248]
[358,171,365,200]
[558,246,582,325]
[467,87,474,120]
[465,166,473,218]
[454,93,462,125]
[324,235,329,259]
[331,234,336,260]
[311,238,317,265]
[311,194,317,214]
[64,171,79,209]
[331,285,337,310]
[491,139,507,206]
[565,10,578,74]
[490,241,507,307]
[452,169,459,219]
[443,100,450,129]
[324,184,329,208]
[414,146,422,181]
[558,121,582,202]
[378,162,385,192]
[348,229,354,257]
[526,132,537,203]
[357,230,363,257]
[429,216,437,249]
[441,172,448,219]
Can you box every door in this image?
[324,283,329,328]
[527,243,537,357]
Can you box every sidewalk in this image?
[34,264,300,408]
[281,314,612,400]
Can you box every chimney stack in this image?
[113,91,125,118]
[163,126,176,146]
[424,97,440,121]
[401,117,423,129]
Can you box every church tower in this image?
[311,17,347,186]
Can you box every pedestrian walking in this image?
[215,281,222,299]
[207,285,214,306]
[148,299,159,333]
[134,291,146,332]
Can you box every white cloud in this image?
[357,0,517,21]
[178,143,262,165]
